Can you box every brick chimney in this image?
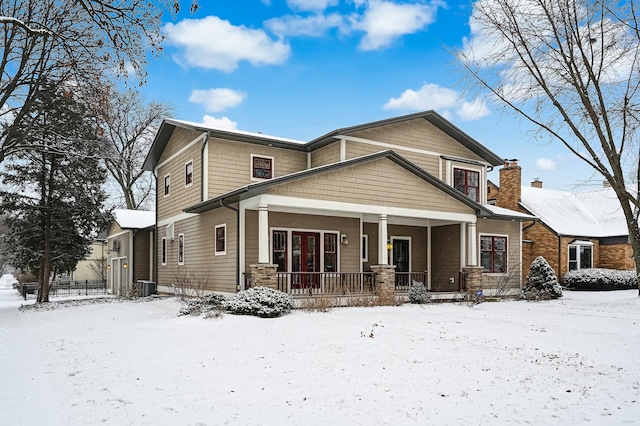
[531,178,542,188]
[496,159,521,211]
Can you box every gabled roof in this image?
[143,111,504,171]
[520,186,628,237]
[306,110,504,166]
[185,150,503,218]
[112,209,155,230]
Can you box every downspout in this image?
[153,171,158,288]
[558,234,563,283]
[130,229,135,287]
[200,133,209,202]
[220,197,240,290]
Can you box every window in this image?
[161,237,167,266]
[362,234,368,262]
[215,224,226,255]
[454,168,480,202]
[324,233,338,272]
[164,174,170,197]
[185,160,193,187]
[480,235,507,273]
[178,233,184,265]
[272,231,287,271]
[569,242,593,271]
[251,155,274,180]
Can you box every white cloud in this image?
[189,88,246,113]
[383,83,490,121]
[536,158,557,170]
[164,16,291,72]
[286,0,338,11]
[349,0,441,50]
[202,115,239,130]
[265,13,342,37]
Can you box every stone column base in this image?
[462,266,484,297]
[371,265,396,303]
[249,264,278,290]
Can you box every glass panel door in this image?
[392,239,410,273]
[291,232,320,289]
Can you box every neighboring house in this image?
[71,231,108,282]
[106,209,156,295]
[142,110,534,298]
[493,162,634,280]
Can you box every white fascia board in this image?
[337,134,442,158]
[240,194,477,223]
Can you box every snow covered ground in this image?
[1,275,639,425]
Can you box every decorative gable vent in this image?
[166,222,175,241]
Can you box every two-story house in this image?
[142,110,533,298]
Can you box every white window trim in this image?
[449,162,485,204]
[184,159,194,188]
[250,154,275,182]
[178,233,185,266]
[164,173,171,198]
[215,224,227,256]
[479,233,509,276]
[161,237,167,266]
[568,241,594,270]
[362,234,368,262]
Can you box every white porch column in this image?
[467,222,478,266]
[378,214,389,265]
[258,203,270,264]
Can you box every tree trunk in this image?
[628,218,640,296]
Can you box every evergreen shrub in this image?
[524,256,562,299]
[178,293,226,318]
[223,286,295,318]
[409,280,431,304]
[563,268,637,290]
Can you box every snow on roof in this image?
[520,186,628,237]
[113,209,155,230]
[483,204,537,220]
[167,118,306,145]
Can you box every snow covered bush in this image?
[178,293,226,318]
[223,286,295,318]
[524,256,562,300]
[563,269,637,290]
[409,281,431,304]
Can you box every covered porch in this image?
[239,193,484,297]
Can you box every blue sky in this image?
[141,0,602,191]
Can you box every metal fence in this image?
[16,280,108,300]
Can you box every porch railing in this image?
[394,272,428,293]
[243,270,467,296]
[244,272,375,295]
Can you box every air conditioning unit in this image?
[166,222,175,240]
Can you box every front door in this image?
[292,232,320,288]
[392,238,410,287]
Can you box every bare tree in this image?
[100,89,173,210]
[0,0,198,164]
[456,0,640,292]
[88,254,108,282]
